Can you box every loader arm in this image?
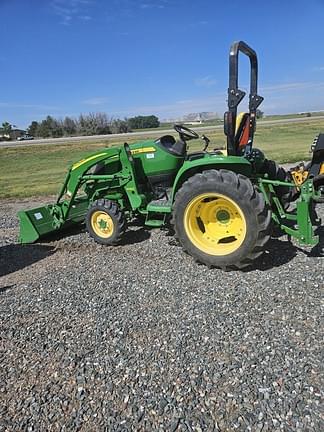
[18,147,133,243]
[57,148,120,203]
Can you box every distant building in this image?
[10,129,26,140]
[184,113,203,126]
[0,129,25,140]
[183,120,203,126]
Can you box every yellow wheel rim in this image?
[91,211,114,238]
[184,193,247,256]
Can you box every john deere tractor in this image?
[18,41,324,269]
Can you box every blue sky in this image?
[1,0,324,128]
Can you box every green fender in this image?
[171,154,252,201]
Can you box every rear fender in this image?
[171,155,252,201]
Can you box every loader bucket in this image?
[18,198,89,244]
[18,205,60,244]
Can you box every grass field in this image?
[1,118,323,198]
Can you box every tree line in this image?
[30,114,161,138]
[0,114,160,139]
[27,113,160,138]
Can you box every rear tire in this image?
[172,169,271,269]
[86,199,126,245]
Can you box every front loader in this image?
[18,41,324,269]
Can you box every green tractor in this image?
[18,41,324,269]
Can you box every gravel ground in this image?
[0,197,323,431]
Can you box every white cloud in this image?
[140,2,165,9]
[313,66,324,72]
[195,76,217,87]
[78,15,92,20]
[0,102,60,110]
[113,94,226,118]
[51,0,92,25]
[82,97,109,105]
[260,81,324,92]
[256,81,324,114]
[176,99,194,105]
[113,80,324,118]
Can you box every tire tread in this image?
[86,199,126,245]
[171,169,271,269]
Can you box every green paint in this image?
[216,210,230,224]
[18,135,320,249]
[98,218,107,230]
[258,178,318,246]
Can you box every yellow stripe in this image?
[72,153,108,171]
[131,147,156,155]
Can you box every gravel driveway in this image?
[0,198,323,431]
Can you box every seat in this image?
[170,140,186,156]
[156,135,186,157]
[235,112,250,149]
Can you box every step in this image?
[146,199,172,214]
[145,219,165,227]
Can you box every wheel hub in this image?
[184,193,247,255]
[91,211,114,238]
[216,209,230,224]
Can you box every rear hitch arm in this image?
[258,178,319,246]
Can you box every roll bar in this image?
[225,41,264,156]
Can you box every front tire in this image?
[86,199,126,245]
[172,169,271,269]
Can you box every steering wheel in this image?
[174,124,199,141]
